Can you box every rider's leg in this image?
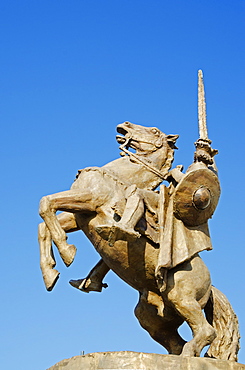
[39,189,95,266]
[115,184,144,237]
[96,184,144,243]
[39,212,79,291]
[69,258,110,293]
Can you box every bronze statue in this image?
[38,71,240,361]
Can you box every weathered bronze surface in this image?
[38,71,240,362]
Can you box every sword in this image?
[198,69,210,142]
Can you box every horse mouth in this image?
[116,123,138,150]
[116,126,128,144]
[116,134,127,144]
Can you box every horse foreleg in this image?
[39,189,95,266]
[38,212,79,291]
[38,222,59,291]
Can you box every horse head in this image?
[116,121,179,184]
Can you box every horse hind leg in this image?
[167,274,216,357]
[179,299,216,357]
[135,290,186,355]
[38,212,79,291]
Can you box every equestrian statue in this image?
[38,71,240,361]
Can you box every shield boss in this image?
[173,168,220,226]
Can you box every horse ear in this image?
[167,134,179,149]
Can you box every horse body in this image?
[75,209,159,293]
[38,122,239,361]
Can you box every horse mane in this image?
[149,134,177,190]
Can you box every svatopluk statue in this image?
[38,71,240,361]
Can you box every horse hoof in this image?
[43,269,60,291]
[61,244,77,267]
[181,341,200,357]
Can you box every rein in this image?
[119,138,169,181]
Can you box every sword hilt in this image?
[194,70,218,165]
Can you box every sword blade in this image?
[198,70,208,140]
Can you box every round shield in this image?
[173,167,220,226]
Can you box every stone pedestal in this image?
[47,351,245,370]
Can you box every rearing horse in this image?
[38,122,239,361]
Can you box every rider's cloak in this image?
[157,194,212,270]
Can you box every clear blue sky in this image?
[1,1,244,369]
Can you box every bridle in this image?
[119,137,169,181]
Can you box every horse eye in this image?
[152,128,158,135]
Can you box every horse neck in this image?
[103,146,169,190]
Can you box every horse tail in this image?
[204,286,240,361]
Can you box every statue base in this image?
[47,351,245,370]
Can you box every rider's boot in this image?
[69,259,110,293]
[69,277,108,293]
